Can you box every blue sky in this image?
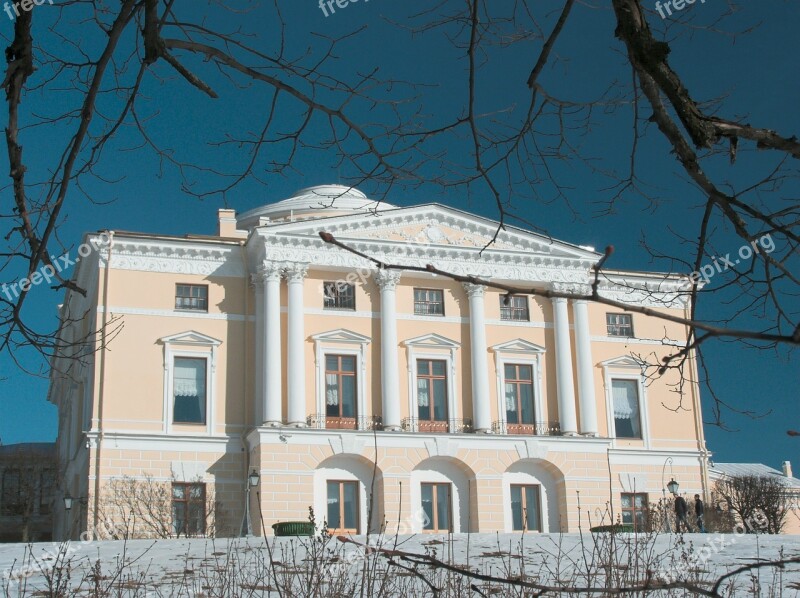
[0,1,797,471]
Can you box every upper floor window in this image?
[175,284,208,312]
[173,357,207,425]
[417,359,448,432]
[621,492,648,531]
[606,313,633,337]
[323,282,355,310]
[172,482,206,536]
[504,364,535,432]
[510,484,541,532]
[325,355,357,429]
[500,295,529,321]
[414,288,444,316]
[612,378,642,439]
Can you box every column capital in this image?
[462,282,485,298]
[284,262,308,282]
[374,268,402,291]
[256,260,283,283]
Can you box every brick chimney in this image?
[782,461,793,478]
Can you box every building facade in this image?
[0,443,55,542]
[50,185,709,539]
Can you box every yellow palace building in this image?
[49,185,709,539]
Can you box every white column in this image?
[375,269,402,431]
[251,274,265,425]
[261,262,283,426]
[552,296,578,435]
[573,299,598,436]
[285,263,308,427]
[463,283,492,433]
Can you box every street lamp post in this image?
[661,457,675,532]
[63,493,88,540]
[244,469,260,537]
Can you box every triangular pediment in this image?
[599,355,644,368]
[158,331,222,346]
[403,333,460,349]
[262,204,599,261]
[311,328,371,344]
[490,339,546,354]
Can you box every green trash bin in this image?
[272,521,315,536]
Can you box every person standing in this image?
[674,494,692,533]
[694,494,706,533]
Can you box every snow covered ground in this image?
[1,532,799,596]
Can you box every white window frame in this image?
[313,467,368,534]
[502,470,554,533]
[311,329,370,430]
[490,340,545,434]
[403,334,460,433]
[410,469,464,533]
[600,356,650,448]
[159,331,221,436]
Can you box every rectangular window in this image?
[327,480,359,534]
[421,482,452,532]
[175,284,208,311]
[39,472,53,515]
[325,355,357,429]
[1,470,22,516]
[323,282,356,310]
[621,493,648,531]
[510,484,542,532]
[414,288,445,316]
[612,379,642,439]
[500,295,529,321]
[606,313,633,337]
[172,483,206,536]
[173,357,207,424]
[504,364,535,433]
[417,359,448,432]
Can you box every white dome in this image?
[237,184,395,228]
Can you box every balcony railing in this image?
[491,420,561,436]
[306,414,384,431]
[401,418,473,433]
[302,415,563,436]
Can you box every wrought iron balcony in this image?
[491,420,562,436]
[306,414,383,431]
[400,418,473,433]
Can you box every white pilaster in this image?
[262,262,283,426]
[552,296,578,435]
[375,269,402,431]
[463,283,492,433]
[285,263,308,427]
[573,299,598,436]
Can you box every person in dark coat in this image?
[674,494,692,532]
[694,494,706,533]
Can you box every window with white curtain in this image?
[173,357,207,424]
[325,355,357,427]
[611,378,641,438]
[504,364,535,427]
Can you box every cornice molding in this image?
[109,240,244,277]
